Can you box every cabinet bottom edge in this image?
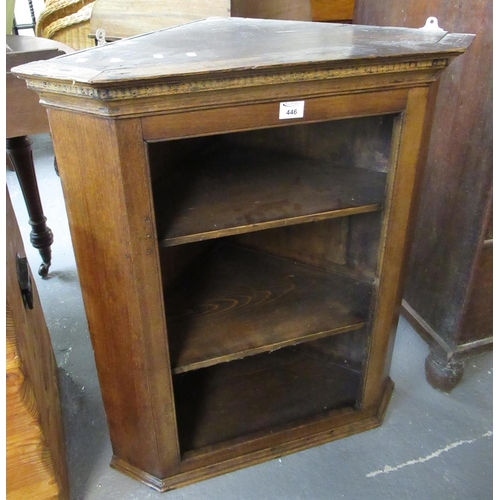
[110,378,394,493]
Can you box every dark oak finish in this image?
[460,243,493,343]
[166,243,371,373]
[174,338,362,452]
[19,19,470,87]
[355,0,493,391]
[154,145,386,246]
[13,18,472,491]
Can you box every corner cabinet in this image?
[14,18,473,491]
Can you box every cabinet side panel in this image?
[47,109,180,478]
[362,87,432,409]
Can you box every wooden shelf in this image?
[155,147,387,247]
[165,243,372,374]
[174,340,361,453]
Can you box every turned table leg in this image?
[6,136,54,277]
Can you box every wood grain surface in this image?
[6,189,69,500]
[47,110,181,479]
[231,0,311,21]
[154,146,386,246]
[165,243,372,373]
[311,0,354,21]
[174,338,361,451]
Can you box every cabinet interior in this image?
[147,113,395,457]
[174,331,369,454]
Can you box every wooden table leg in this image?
[425,348,465,393]
[6,136,54,277]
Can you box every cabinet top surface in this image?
[14,17,473,86]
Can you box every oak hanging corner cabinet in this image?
[13,17,473,492]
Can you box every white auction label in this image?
[279,101,305,119]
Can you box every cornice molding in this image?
[24,58,449,103]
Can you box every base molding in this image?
[111,379,394,492]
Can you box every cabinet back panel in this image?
[219,115,394,173]
[234,211,382,282]
[234,218,348,269]
[147,115,395,178]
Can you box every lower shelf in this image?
[165,242,373,373]
[173,336,364,454]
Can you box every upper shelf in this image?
[154,146,387,247]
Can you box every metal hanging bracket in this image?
[95,28,107,46]
[420,17,445,32]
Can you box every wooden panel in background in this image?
[311,0,354,22]
[6,189,69,500]
[231,0,311,21]
[356,0,492,345]
[90,0,231,39]
[485,198,493,241]
[355,0,493,390]
[459,245,493,344]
